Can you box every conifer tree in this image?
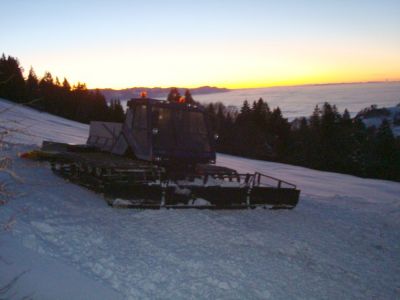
[0,54,25,102]
[62,78,71,91]
[26,67,39,101]
[39,71,56,112]
[184,89,194,103]
[343,109,351,122]
[167,87,180,102]
[370,119,399,179]
[240,100,251,115]
[347,118,369,175]
[310,105,321,130]
[109,99,125,122]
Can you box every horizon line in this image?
[89,79,400,91]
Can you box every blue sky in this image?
[1,0,399,88]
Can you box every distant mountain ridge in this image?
[93,86,229,101]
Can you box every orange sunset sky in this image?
[2,0,400,89]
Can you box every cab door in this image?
[122,103,151,160]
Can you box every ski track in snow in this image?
[1,98,400,299]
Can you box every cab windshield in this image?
[151,107,210,152]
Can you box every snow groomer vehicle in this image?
[27,92,300,209]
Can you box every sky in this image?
[1,0,400,89]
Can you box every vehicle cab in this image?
[112,97,216,165]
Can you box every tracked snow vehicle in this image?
[30,96,300,209]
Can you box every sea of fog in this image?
[119,82,400,120]
[193,82,400,120]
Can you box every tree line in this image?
[206,99,400,182]
[0,54,124,123]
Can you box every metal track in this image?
[41,142,300,209]
[51,160,299,209]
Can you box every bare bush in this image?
[0,270,31,299]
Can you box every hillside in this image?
[356,104,400,137]
[0,98,400,299]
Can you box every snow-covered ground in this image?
[1,98,400,299]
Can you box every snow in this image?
[0,98,87,146]
[191,198,210,206]
[358,105,400,137]
[112,198,136,207]
[1,98,400,299]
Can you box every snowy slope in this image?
[1,98,400,299]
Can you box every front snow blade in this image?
[250,187,300,209]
